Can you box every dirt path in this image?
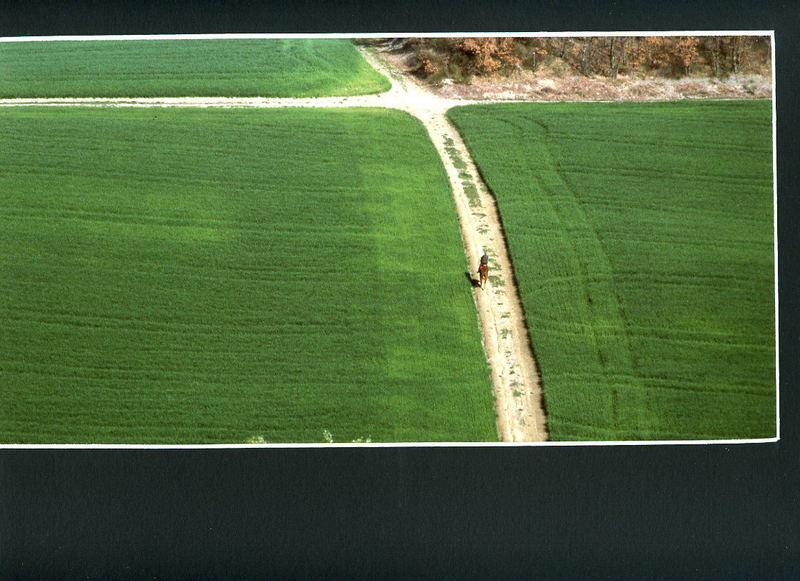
[0,48,549,442]
[359,49,548,442]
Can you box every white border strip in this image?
[771,30,780,441]
[0,31,775,42]
[3,437,780,449]
[0,31,779,449]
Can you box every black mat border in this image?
[0,1,797,579]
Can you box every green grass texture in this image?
[0,39,390,98]
[449,101,775,441]
[0,107,495,444]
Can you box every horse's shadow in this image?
[464,271,481,288]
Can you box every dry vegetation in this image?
[367,36,772,102]
[380,36,770,81]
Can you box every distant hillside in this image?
[367,37,771,84]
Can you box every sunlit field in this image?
[0,107,495,444]
[449,101,775,440]
[0,38,390,97]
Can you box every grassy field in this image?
[0,39,390,98]
[0,107,495,444]
[449,101,775,441]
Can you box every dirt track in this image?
[359,49,548,442]
[0,47,549,442]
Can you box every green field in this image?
[449,101,775,440]
[0,107,495,444]
[0,39,390,98]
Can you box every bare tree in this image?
[609,37,617,78]
[580,38,594,75]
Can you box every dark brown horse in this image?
[478,253,489,289]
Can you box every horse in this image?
[478,262,489,289]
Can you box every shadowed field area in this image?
[449,100,775,440]
[0,107,495,444]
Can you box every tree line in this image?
[382,37,771,83]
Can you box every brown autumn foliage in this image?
[381,36,771,83]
